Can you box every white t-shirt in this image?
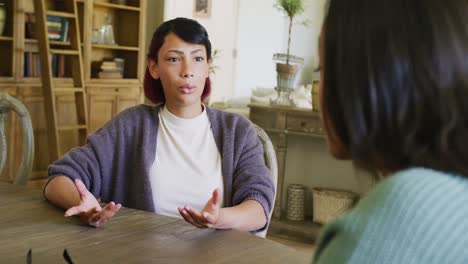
[150,105,224,218]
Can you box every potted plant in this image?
[272,0,306,106]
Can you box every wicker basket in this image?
[312,188,358,224]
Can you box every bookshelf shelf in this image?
[50,49,79,55]
[25,39,72,46]
[50,41,72,46]
[19,78,76,86]
[0,78,15,83]
[93,2,141,12]
[25,38,38,44]
[0,75,15,81]
[90,78,139,83]
[21,77,41,83]
[46,10,76,19]
[0,36,14,42]
[92,44,139,51]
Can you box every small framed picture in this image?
[194,0,211,18]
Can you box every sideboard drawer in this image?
[249,108,278,129]
[286,114,322,133]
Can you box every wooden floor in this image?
[267,236,315,260]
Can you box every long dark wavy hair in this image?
[321,0,468,175]
[144,17,212,104]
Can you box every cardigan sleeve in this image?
[46,116,119,198]
[231,122,275,231]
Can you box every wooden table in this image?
[0,183,309,263]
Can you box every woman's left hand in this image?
[178,188,221,229]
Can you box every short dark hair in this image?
[144,17,212,104]
[321,0,468,175]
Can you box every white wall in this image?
[234,0,285,97]
[145,0,165,52]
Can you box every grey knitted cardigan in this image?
[47,104,275,230]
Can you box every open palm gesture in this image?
[65,179,121,227]
[178,188,221,229]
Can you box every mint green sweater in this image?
[313,168,468,264]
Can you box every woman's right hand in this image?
[64,179,121,227]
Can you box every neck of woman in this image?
[165,102,203,119]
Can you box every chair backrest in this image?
[0,94,34,185]
[252,123,278,238]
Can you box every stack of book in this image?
[24,14,69,42]
[46,15,69,42]
[98,59,123,79]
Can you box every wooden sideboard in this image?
[249,104,325,242]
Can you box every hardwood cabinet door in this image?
[115,86,141,114]
[87,86,141,133]
[87,93,115,134]
[16,86,49,182]
[55,93,80,156]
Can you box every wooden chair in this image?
[252,123,278,238]
[0,94,34,185]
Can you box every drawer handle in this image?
[300,121,307,127]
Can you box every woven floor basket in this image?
[312,188,358,225]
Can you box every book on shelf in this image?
[25,14,36,38]
[24,53,30,77]
[24,53,66,78]
[101,61,118,71]
[94,57,125,79]
[98,70,123,79]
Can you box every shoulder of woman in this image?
[206,106,253,130]
[353,167,466,218]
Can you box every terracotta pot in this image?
[276,63,299,90]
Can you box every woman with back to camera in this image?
[313,0,468,262]
[43,17,274,234]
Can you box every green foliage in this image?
[276,0,305,19]
[209,49,221,74]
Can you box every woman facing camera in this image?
[43,17,274,234]
[314,0,468,263]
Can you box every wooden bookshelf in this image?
[0,0,147,185]
[85,0,145,82]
